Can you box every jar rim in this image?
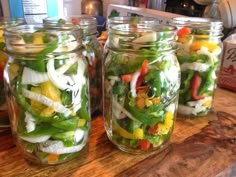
[108,16,162,25]
[170,17,224,38]
[4,23,80,34]
[0,17,25,28]
[4,23,83,55]
[43,16,97,37]
[107,24,177,52]
[170,17,223,27]
[43,16,97,29]
[110,23,177,34]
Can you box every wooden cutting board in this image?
[0,88,235,177]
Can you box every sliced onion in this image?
[22,88,71,116]
[70,60,87,112]
[130,71,140,97]
[177,105,194,115]
[133,32,157,43]
[74,129,85,143]
[24,112,36,133]
[165,103,176,114]
[113,99,141,123]
[47,56,86,91]
[47,58,74,90]
[20,135,51,143]
[180,62,210,72]
[55,54,78,74]
[22,67,49,84]
[40,140,85,154]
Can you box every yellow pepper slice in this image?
[30,87,45,113]
[190,41,219,52]
[158,111,174,135]
[114,122,144,139]
[33,32,44,44]
[40,81,61,102]
[78,119,86,127]
[9,63,19,80]
[40,107,55,117]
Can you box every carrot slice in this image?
[47,153,59,164]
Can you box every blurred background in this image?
[0,0,235,35]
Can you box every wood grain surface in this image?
[0,87,235,177]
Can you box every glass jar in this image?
[103,22,180,154]
[170,17,223,117]
[0,17,25,128]
[3,24,90,165]
[43,16,103,115]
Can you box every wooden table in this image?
[0,87,235,177]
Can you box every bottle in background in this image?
[1,0,60,23]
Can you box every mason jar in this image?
[0,17,25,128]
[44,16,103,115]
[103,22,180,154]
[3,24,90,165]
[170,17,223,117]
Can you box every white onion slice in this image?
[180,62,210,72]
[22,88,71,116]
[20,135,51,143]
[130,71,140,97]
[133,32,157,43]
[40,140,85,154]
[24,112,36,133]
[74,129,85,143]
[22,67,49,84]
[47,58,74,90]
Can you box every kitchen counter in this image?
[0,87,235,177]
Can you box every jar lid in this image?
[218,0,236,28]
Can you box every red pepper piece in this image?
[138,139,151,150]
[148,124,158,135]
[136,59,149,89]
[71,18,78,25]
[121,73,133,83]
[191,73,206,100]
[177,27,191,39]
[0,61,5,82]
[0,110,8,120]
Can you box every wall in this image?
[103,0,128,17]
[63,0,81,16]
